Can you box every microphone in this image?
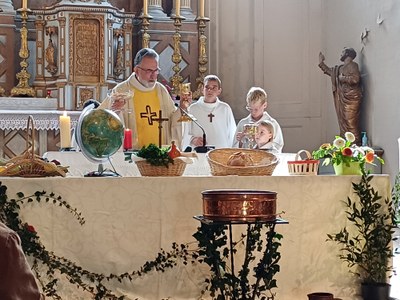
[176,104,210,153]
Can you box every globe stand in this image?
[84,159,121,177]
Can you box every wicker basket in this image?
[0,116,67,177]
[206,148,279,176]
[135,158,187,176]
[287,149,319,175]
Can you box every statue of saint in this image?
[318,48,362,144]
[45,38,58,75]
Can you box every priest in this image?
[100,48,184,149]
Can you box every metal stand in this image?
[193,216,288,298]
[193,16,210,99]
[170,14,186,95]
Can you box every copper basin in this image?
[202,189,277,221]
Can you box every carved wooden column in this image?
[106,18,114,81]
[123,20,133,77]
[58,17,67,80]
[34,19,45,86]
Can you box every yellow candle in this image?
[199,0,205,18]
[143,0,148,15]
[175,0,181,17]
[22,0,28,9]
[59,111,71,148]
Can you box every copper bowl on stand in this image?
[202,189,277,221]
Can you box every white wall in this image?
[207,0,400,180]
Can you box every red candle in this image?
[123,128,133,150]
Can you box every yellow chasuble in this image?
[132,88,162,148]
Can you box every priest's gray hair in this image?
[134,48,159,66]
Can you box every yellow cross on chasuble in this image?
[133,88,162,148]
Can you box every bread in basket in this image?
[206,148,279,176]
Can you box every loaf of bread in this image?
[226,152,254,167]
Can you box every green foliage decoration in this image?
[327,174,399,284]
[0,181,284,299]
[193,222,283,300]
[136,143,173,167]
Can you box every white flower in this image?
[333,137,345,148]
[345,132,355,143]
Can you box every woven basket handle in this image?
[26,115,36,158]
[295,149,312,161]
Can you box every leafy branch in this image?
[327,174,399,284]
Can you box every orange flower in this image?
[342,147,353,157]
[365,151,375,163]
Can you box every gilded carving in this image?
[69,14,104,82]
[78,88,94,108]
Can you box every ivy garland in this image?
[0,182,283,300]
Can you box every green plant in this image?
[136,143,173,167]
[327,174,399,284]
[193,222,283,300]
[312,132,384,170]
[0,180,284,299]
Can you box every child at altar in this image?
[234,87,284,152]
[254,120,279,154]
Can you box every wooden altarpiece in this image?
[32,0,135,110]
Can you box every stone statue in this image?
[318,48,362,144]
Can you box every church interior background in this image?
[0,1,400,299]
[1,0,399,180]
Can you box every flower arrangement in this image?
[312,132,384,171]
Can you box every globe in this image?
[76,107,124,165]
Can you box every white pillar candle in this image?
[199,0,205,18]
[59,111,71,148]
[143,0,148,15]
[175,0,181,17]
[22,0,27,9]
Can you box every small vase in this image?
[333,162,362,175]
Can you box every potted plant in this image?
[327,173,399,300]
[312,132,383,175]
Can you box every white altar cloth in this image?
[43,151,296,177]
[0,175,391,300]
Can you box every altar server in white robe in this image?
[100,48,184,149]
[233,87,284,152]
[186,75,236,149]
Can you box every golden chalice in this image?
[178,83,192,122]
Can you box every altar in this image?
[0,173,391,300]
